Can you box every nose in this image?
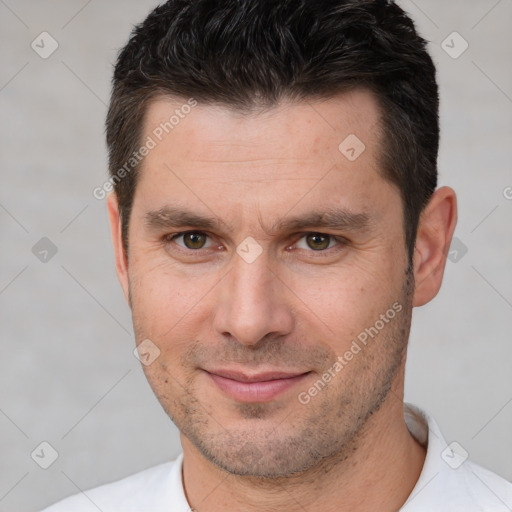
[212,249,294,347]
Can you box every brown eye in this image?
[169,231,211,250]
[305,233,331,251]
[182,232,208,249]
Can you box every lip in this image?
[205,369,311,402]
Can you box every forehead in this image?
[141,89,383,175]
[133,89,397,228]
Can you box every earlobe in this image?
[106,192,131,305]
[412,186,458,307]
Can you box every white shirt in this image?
[41,403,512,511]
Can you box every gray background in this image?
[1,1,511,510]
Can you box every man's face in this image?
[119,89,414,477]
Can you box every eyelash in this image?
[163,231,347,257]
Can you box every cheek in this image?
[140,360,186,419]
[128,255,211,333]
[287,259,403,352]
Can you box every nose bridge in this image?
[213,247,293,345]
[232,251,272,307]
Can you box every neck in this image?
[181,389,426,512]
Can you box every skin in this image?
[107,89,457,512]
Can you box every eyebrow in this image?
[145,206,231,232]
[144,205,372,235]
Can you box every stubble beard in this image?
[131,269,415,481]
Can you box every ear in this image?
[412,186,457,307]
[107,192,130,305]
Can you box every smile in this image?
[205,369,311,402]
